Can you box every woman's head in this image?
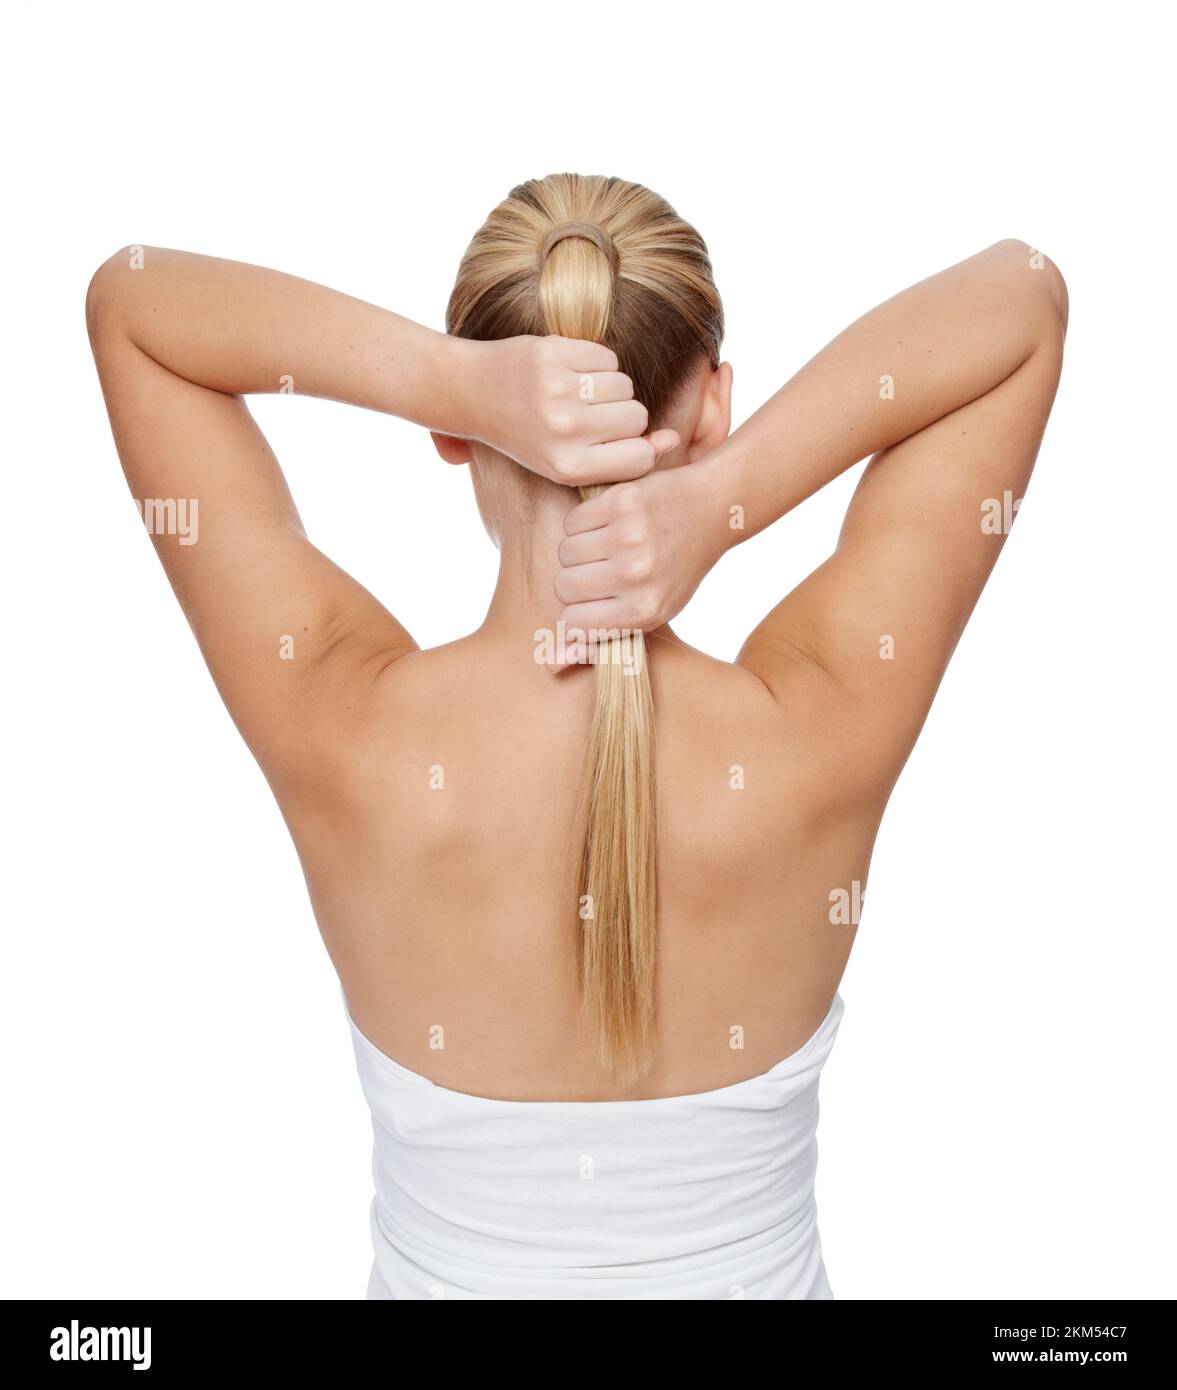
[447,172,723,416]
[442,174,730,542]
[441,174,726,1084]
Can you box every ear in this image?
[430,431,474,466]
[685,362,733,464]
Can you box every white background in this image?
[2,0,1173,1299]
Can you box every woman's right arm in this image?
[557,239,1068,801]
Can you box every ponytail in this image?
[538,224,657,1084]
[573,619,657,1083]
[445,174,723,1082]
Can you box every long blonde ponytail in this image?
[445,174,723,1083]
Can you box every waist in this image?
[347,990,843,1294]
[368,1192,829,1299]
[369,1089,823,1261]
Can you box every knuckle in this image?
[611,482,641,513]
[615,398,646,433]
[630,594,658,628]
[622,553,654,584]
[628,439,657,477]
[554,450,589,484]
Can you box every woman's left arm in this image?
[85,246,663,800]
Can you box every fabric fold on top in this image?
[344,986,844,1300]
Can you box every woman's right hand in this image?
[456,335,679,487]
[547,458,732,667]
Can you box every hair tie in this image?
[537,220,619,276]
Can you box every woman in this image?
[86,173,1067,1299]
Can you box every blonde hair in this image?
[446,174,723,1083]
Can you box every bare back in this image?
[296,634,866,1100]
[85,237,1065,1106]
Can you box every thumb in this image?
[545,640,586,673]
[646,427,680,461]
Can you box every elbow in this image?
[85,254,115,340]
[85,246,137,339]
[1044,254,1069,338]
[994,238,1069,338]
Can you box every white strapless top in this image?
[343,987,844,1300]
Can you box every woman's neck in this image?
[477,510,676,667]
